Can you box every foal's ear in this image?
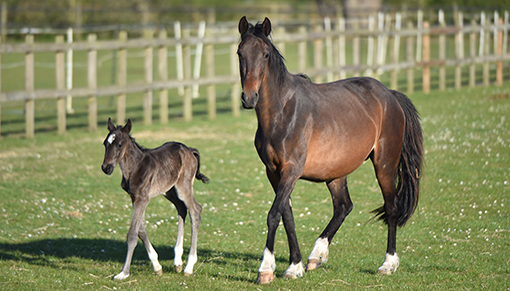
[107,117,115,131]
[123,119,132,134]
[261,17,271,36]
[239,16,249,35]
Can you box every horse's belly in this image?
[301,140,373,181]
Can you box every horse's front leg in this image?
[138,216,163,276]
[257,170,301,284]
[113,198,149,280]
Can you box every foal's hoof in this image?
[175,265,183,273]
[256,271,274,284]
[306,258,322,271]
[154,268,163,276]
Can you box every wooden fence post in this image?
[338,17,346,79]
[205,27,216,120]
[423,22,430,94]
[87,34,97,132]
[143,29,153,125]
[0,36,2,136]
[174,22,184,97]
[183,28,193,121]
[230,41,240,117]
[25,34,35,138]
[497,17,503,86]
[391,13,401,90]
[324,17,334,82]
[56,35,66,135]
[366,16,375,77]
[297,26,307,72]
[481,12,490,87]
[438,10,446,91]
[192,21,206,98]
[455,12,464,90]
[469,20,476,88]
[158,29,169,124]
[353,20,360,77]
[314,24,323,83]
[117,31,127,125]
[1,2,6,43]
[406,21,415,94]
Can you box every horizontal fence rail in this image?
[0,9,509,137]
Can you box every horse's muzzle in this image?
[241,91,258,109]
[102,164,114,175]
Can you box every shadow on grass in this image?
[0,238,275,282]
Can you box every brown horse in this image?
[237,17,423,284]
[101,118,209,280]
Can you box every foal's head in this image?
[101,118,132,175]
[237,16,286,109]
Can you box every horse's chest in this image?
[255,138,280,172]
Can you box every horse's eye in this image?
[263,53,269,59]
[118,143,122,148]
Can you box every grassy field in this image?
[0,82,509,290]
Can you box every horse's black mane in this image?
[242,22,287,86]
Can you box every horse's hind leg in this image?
[306,177,352,271]
[173,181,202,275]
[138,215,163,275]
[165,187,188,273]
[372,145,402,275]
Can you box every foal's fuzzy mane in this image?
[241,21,287,86]
[112,125,148,153]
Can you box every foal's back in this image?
[132,142,199,197]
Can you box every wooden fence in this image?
[1,9,510,138]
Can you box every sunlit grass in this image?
[0,83,509,290]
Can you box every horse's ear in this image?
[123,119,132,134]
[107,117,115,131]
[261,17,271,36]
[239,16,249,35]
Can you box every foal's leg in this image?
[265,170,303,280]
[114,198,149,280]
[165,187,188,273]
[307,177,352,271]
[138,216,163,275]
[174,181,202,275]
[257,169,301,284]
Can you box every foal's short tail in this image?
[373,90,423,227]
[191,148,210,184]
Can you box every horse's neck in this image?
[119,139,144,180]
[256,72,293,131]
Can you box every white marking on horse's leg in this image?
[183,254,197,275]
[173,215,185,272]
[306,237,329,271]
[146,244,162,275]
[378,253,400,275]
[282,262,304,279]
[258,247,276,273]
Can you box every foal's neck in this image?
[119,138,145,180]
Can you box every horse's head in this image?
[101,118,132,175]
[237,16,274,109]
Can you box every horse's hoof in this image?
[306,258,322,271]
[175,265,183,273]
[282,272,298,279]
[113,272,129,280]
[256,271,274,284]
[154,268,163,276]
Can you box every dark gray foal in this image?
[101,118,209,280]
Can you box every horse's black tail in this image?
[373,90,423,227]
[191,148,210,184]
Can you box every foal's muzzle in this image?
[102,164,114,175]
[241,91,259,109]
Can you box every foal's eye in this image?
[263,53,269,59]
[118,143,123,148]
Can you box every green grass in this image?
[1,82,509,290]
